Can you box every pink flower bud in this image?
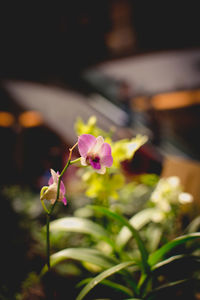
[40,169,67,205]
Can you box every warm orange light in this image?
[18,111,43,127]
[131,96,149,111]
[152,90,200,110]
[0,111,15,127]
[132,90,200,111]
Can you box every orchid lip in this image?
[87,155,101,169]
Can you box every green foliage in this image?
[76,261,137,300]
[38,116,199,299]
[41,248,119,276]
[75,116,109,138]
[46,204,200,299]
[148,233,200,266]
[116,208,163,249]
[50,216,114,247]
[88,205,150,274]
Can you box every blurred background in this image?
[0,1,200,185]
[0,1,200,298]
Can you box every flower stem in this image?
[45,141,78,269]
[46,213,50,269]
[41,199,50,214]
[49,142,78,214]
[70,157,81,165]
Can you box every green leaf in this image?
[149,233,200,266]
[186,215,200,233]
[50,217,114,247]
[116,208,161,248]
[100,279,134,297]
[152,254,200,279]
[77,278,134,297]
[152,254,184,270]
[76,261,136,300]
[147,226,163,253]
[152,254,200,270]
[145,279,191,298]
[89,205,150,273]
[41,248,118,276]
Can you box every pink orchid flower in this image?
[40,169,67,205]
[78,134,113,174]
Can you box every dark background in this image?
[0,1,199,82]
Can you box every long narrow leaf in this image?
[145,279,191,299]
[152,254,200,281]
[99,279,134,297]
[76,261,137,300]
[89,205,149,273]
[186,215,200,233]
[50,216,114,247]
[152,254,185,271]
[77,277,134,297]
[116,208,160,248]
[41,248,118,276]
[152,254,200,271]
[149,233,200,266]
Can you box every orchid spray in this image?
[40,135,113,270]
[38,118,200,300]
[40,142,79,269]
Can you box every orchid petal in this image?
[96,166,106,174]
[48,176,53,186]
[62,197,67,206]
[91,136,104,154]
[100,142,112,156]
[45,169,66,206]
[42,182,58,202]
[60,180,66,195]
[100,143,113,167]
[78,134,96,157]
[50,169,59,183]
[101,155,113,167]
[81,157,87,166]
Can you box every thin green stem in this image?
[46,214,50,269]
[47,159,71,267]
[41,199,50,214]
[70,157,81,165]
[45,141,79,269]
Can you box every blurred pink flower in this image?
[78,134,113,174]
[40,169,67,205]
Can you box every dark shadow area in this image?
[0,2,200,84]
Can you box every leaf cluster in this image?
[39,117,200,299]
